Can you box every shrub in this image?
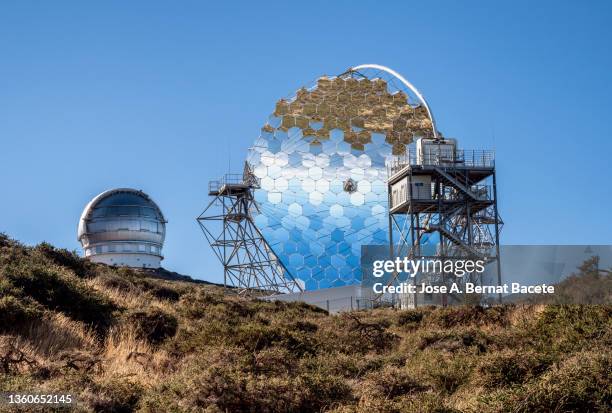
[338,313,399,353]
[124,308,178,345]
[150,286,180,301]
[253,347,296,375]
[140,346,351,413]
[296,371,353,411]
[360,366,426,399]
[96,272,137,293]
[4,264,117,336]
[397,310,424,327]
[35,242,94,279]
[427,305,510,328]
[0,296,42,333]
[516,351,611,412]
[234,321,318,356]
[528,305,611,353]
[0,233,19,249]
[480,350,611,412]
[85,377,144,413]
[419,329,489,353]
[476,350,553,388]
[289,320,318,333]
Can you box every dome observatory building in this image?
[78,188,166,268]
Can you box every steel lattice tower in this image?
[197,164,303,295]
[387,139,503,307]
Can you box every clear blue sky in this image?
[1,1,610,283]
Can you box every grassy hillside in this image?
[0,234,610,412]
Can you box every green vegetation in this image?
[509,255,612,305]
[0,233,610,412]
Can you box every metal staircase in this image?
[386,139,503,307]
[433,167,483,201]
[427,224,486,259]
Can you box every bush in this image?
[516,351,611,412]
[234,321,318,356]
[35,242,95,279]
[401,346,477,397]
[337,313,399,353]
[428,305,510,328]
[4,264,117,336]
[296,371,354,412]
[141,346,352,413]
[0,233,18,249]
[85,377,143,413]
[125,308,178,345]
[481,350,611,412]
[96,272,137,293]
[476,351,553,388]
[360,366,426,399]
[0,296,42,333]
[397,310,424,327]
[419,329,489,353]
[253,347,296,375]
[528,305,611,353]
[150,286,180,301]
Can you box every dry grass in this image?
[86,277,178,320]
[23,313,98,356]
[507,303,546,327]
[86,277,149,309]
[101,325,174,385]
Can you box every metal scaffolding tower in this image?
[197,164,303,295]
[386,138,503,307]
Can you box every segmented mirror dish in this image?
[247,69,435,290]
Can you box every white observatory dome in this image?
[78,188,166,268]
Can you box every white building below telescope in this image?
[78,188,166,268]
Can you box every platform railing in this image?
[387,149,495,177]
[208,173,245,192]
[391,184,493,209]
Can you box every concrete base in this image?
[88,253,162,269]
[265,285,376,313]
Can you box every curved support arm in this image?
[349,64,439,140]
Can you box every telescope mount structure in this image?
[197,163,303,295]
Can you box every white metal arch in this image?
[349,64,439,140]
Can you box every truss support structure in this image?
[197,164,303,296]
[386,142,503,307]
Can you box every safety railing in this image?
[208,173,245,193]
[387,149,495,176]
[445,184,492,201]
[391,184,492,208]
